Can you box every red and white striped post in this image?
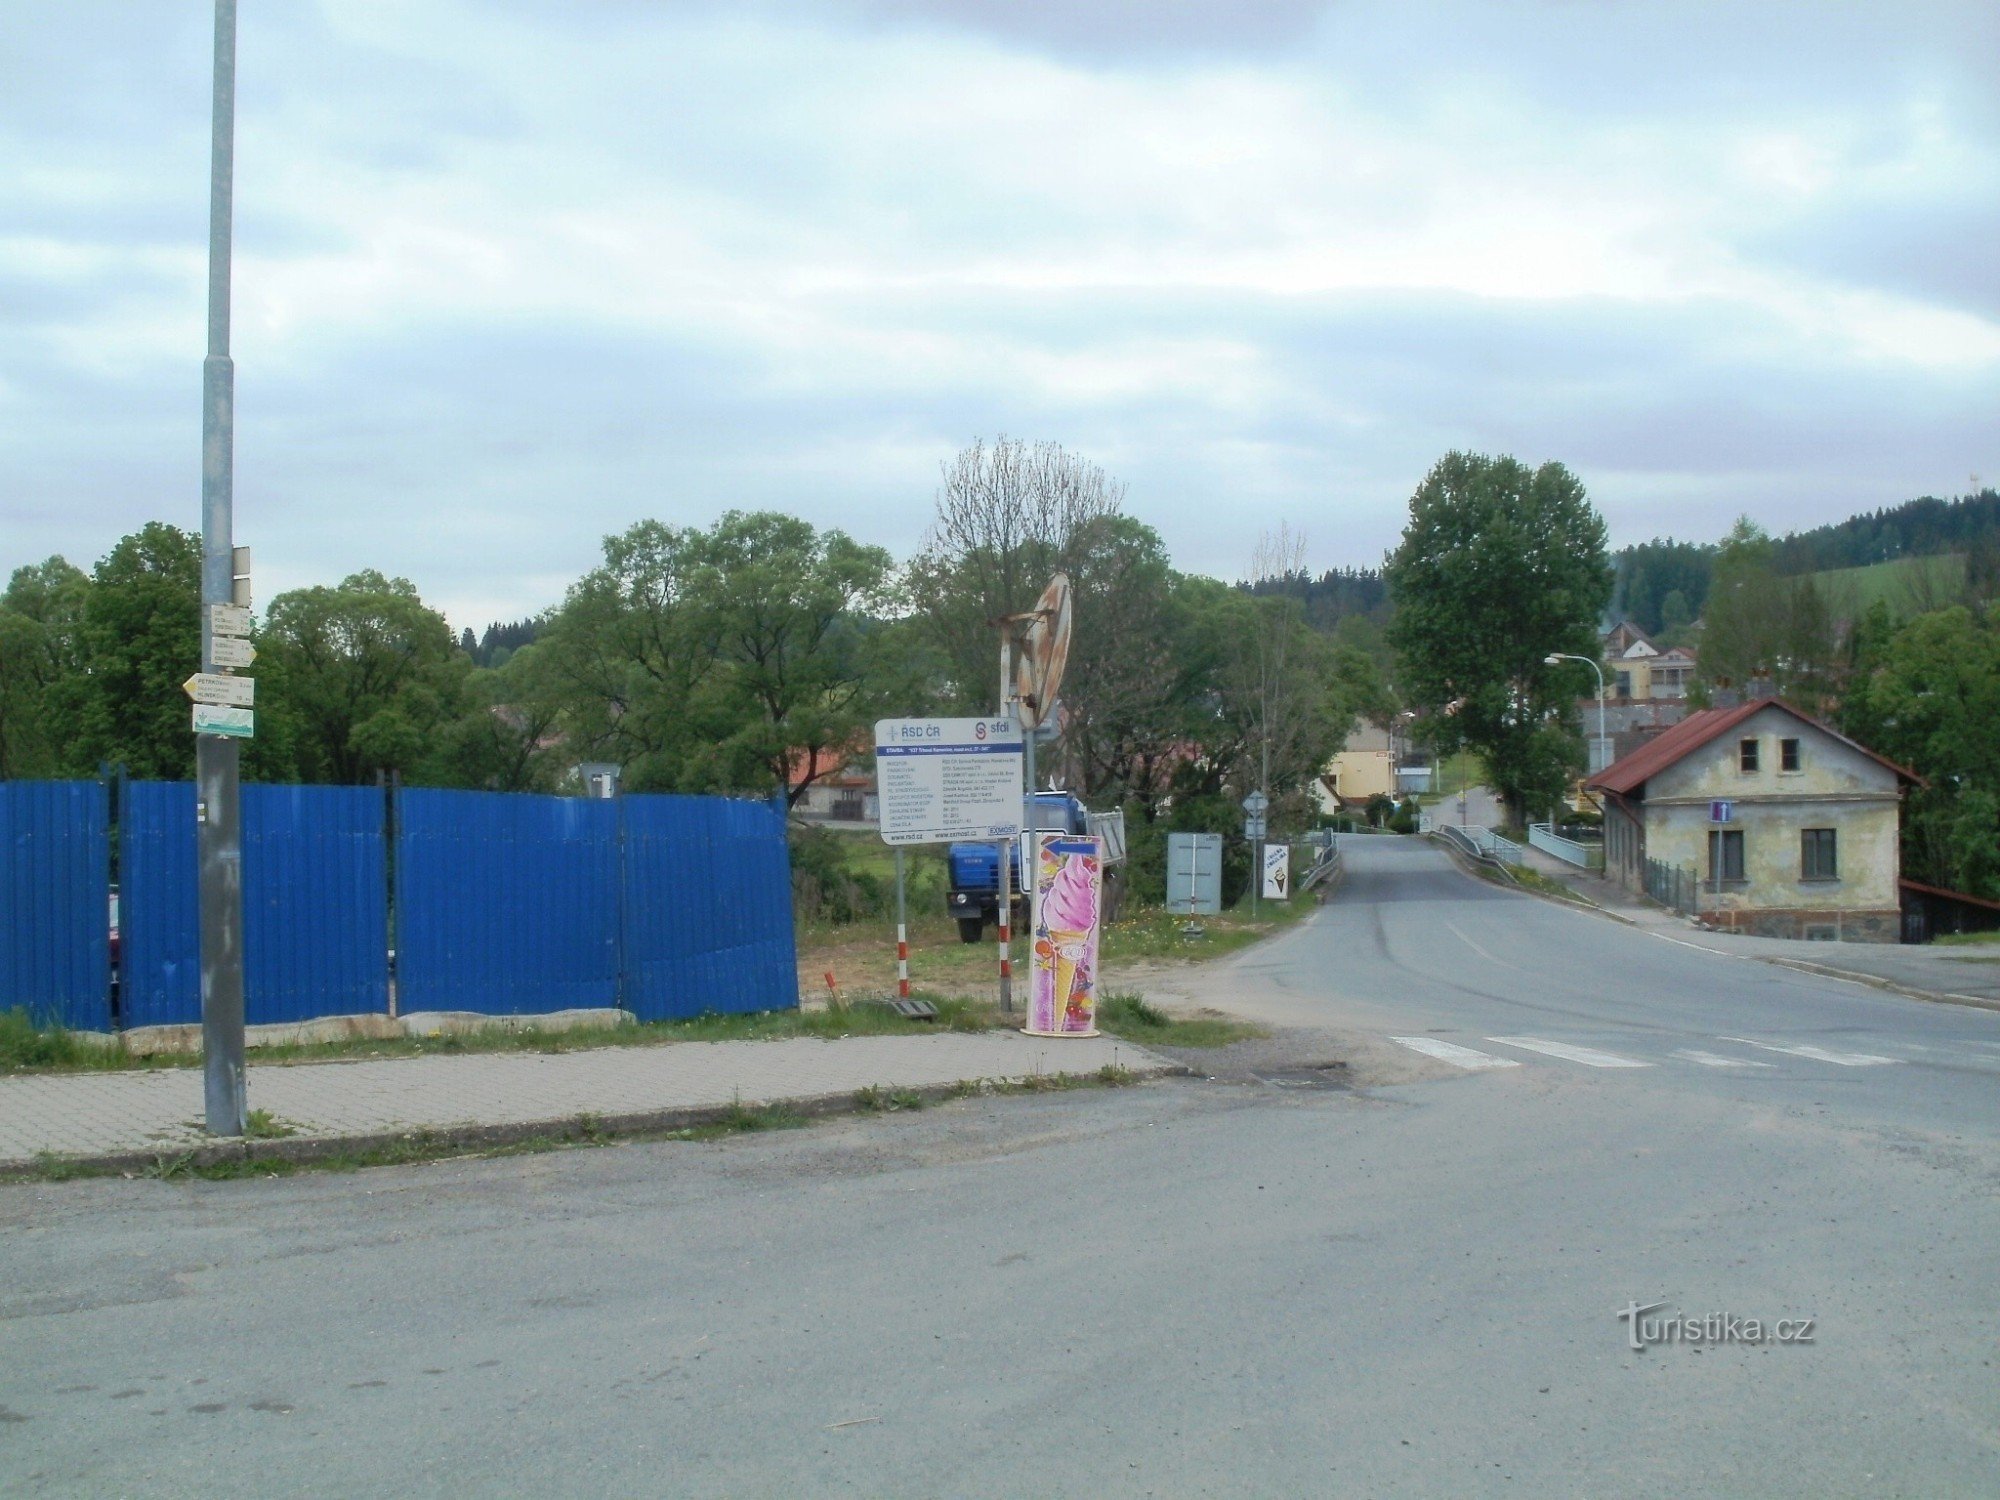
[997,830,1014,1012]
[893,846,910,999]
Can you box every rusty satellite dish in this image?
[1014,573,1072,730]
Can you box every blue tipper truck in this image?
[946,791,1124,943]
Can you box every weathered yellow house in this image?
[1588,698,1918,942]
[1316,722,1400,814]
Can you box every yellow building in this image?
[1316,722,1401,814]
[1588,697,1918,942]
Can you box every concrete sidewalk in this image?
[1515,841,2000,1009]
[0,1029,1177,1173]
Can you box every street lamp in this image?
[1546,652,1608,778]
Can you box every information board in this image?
[874,717,1024,846]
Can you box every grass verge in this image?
[1095,991,1267,1049]
[1935,931,2000,947]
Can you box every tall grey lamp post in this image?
[197,0,247,1135]
[1545,652,1607,780]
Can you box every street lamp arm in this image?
[1544,652,1609,776]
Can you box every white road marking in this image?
[1486,1036,1652,1068]
[1718,1037,1901,1067]
[1444,921,1509,967]
[1671,1048,1775,1069]
[1389,1037,1521,1070]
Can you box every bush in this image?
[789,826,887,924]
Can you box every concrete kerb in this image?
[0,1053,1195,1183]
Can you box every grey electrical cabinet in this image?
[1166,832,1223,915]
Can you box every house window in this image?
[1615,670,1632,696]
[1739,738,1760,773]
[1708,829,1745,883]
[1802,828,1838,880]
[1780,738,1801,772]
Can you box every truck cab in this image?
[946,790,1089,944]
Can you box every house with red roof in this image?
[1586,695,1919,942]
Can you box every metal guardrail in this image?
[1435,823,1523,868]
[1299,838,1343,895]
[1528,822,1604,871]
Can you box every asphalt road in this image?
[4,837,1998,1497]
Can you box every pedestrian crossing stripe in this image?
[1717,1037,1900,1067]
[1487,1036,1651,1068]
[1389,1036,1520,1069]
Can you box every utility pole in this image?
[197,0,246,1136]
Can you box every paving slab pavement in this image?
[0,1030,1176,1171]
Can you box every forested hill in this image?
[1611,488,2000,636]
[1768,489,1999,574]
[1241,567,1389,630]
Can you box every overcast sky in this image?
[4,1,1996,631]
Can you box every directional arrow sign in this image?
[184,672,254,708]
[209,602,252,638]
[210,636,256,669]
[192,704,254,738]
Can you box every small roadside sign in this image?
[1709,800,1734,823]
[1263,843,1290,900]
[184,672,254,708]
[192,704,254,738]
[210,636,256,669]
[1243,815,1266,840]
[209,602,252,637]
[1242,790,1270,815]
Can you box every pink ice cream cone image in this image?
[1034,847,1099,1035]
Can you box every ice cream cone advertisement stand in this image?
[1026,832,1103,1037]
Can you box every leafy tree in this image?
[257,570,472,784]
[537,520,718,789]
[444,645,565,792]
[1385,452,1612,826]
[1840,603,2000,899]
[1047,515,1194,814]
[46,524,202,780]
[1691,519,1838,713]
[0,557,90,778]
[683,511,901,805]
[543,512,905,803]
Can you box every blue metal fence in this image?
[394,789,622,1015]
[244,785,390,1023]
[119,780,199,1029]
[121,782,391,1027]
[621,794,798,1022]
[7,777,797,1032]
[0,780,110,1031]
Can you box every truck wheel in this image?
[956,917,985,945]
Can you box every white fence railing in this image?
[1528,822,1604,871]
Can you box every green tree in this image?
[538,520,718,789]
[684,511,900,805]
[0,556,90,778]
[1384,452,1612,827]
[543,512,906,803]
[46,524,202,780]
[1840,603,2000,899]
[257,571,472,784]
[1692,518,1839,713]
